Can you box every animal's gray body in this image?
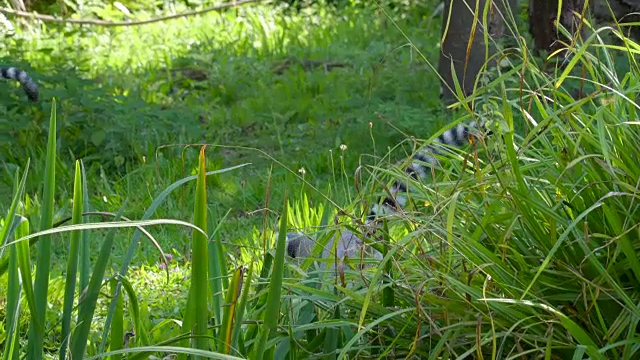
[285,229,382,268]
[285,120,488,261]
[1,67,39,102]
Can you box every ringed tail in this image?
[1,67,39,102]
[367,120,488,222]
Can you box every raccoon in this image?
[1,67,39,102]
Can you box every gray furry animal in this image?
[1,67,39,102]
[285,120,489,261]
[285,229,382,268]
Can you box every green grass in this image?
[1,0,447,261]
[1,0,640,358]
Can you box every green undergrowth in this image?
[1,0,639,358]
[1,1,448,262]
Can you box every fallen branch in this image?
[0,0,264,27]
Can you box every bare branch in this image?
[0,0,265,28]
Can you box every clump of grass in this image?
[2,1,639,359]
[0,102,255,358]
[275,15,640,360]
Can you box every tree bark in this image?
[438,0,518,105]
[528,0,588,54]
[592,0,640,41]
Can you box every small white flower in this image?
[339,144,347,151]
[298,167,306,176]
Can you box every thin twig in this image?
[0,0,264,27]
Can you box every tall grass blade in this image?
[78,160,91,295]
[231,262,253,356]
[27,99,57,360]
[209,223,225,346]
[0,169,31,360]
[179,277,195,357]
[338,308,413,360]
[244,250,273,344]
[3,244,20,360]
[0,159,30,268]
[105,164,249,355]
[219,266,245,354]
[252,194,288,360]
[357,240,399,331]
[323,306,341,360]
[117,275,148,346]
[84,346,246,360]
[2,219,207,249]
[108,278,125,360]
[60,160,84,360]
[15,217,39,335]
[187,145,211,356]
[484,298,603,359]
[70,206,126,358]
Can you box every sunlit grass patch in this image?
[1,1,446,250]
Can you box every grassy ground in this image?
[2,1,639,359]
[1,1,447,265]
[1,0,450,349]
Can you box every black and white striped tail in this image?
[1,67,39,102]
[367,120,488,222]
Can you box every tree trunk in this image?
[438,0,518,105]
[528,0,588,54]
[592,0,640,41]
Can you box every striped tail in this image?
[1,67,39,102]
[367,120,488,222]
